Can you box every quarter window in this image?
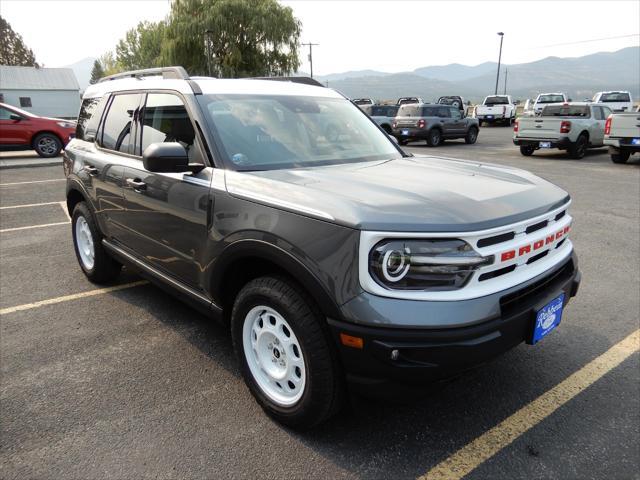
[101,94,141,154]
[76,96,107,141]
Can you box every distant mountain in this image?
[326,47,639,103]
[64,57,96,91]
[316,69,391,83]
[413,62,497,81]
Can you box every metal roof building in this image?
[0,66,81,119]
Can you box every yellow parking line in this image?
[0,221,70,233]
[0,280,149,315]
[421,329,640,480]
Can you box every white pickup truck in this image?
[592,91,634,113]
[533,93,568,116]
[513,103,612,159]
[604,108,640,163]
[475,95,516,126]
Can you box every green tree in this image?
[99,51,120,76]
[89,59,105,84]
[0,15,38,66]
[161,0,301,77]
[115,21,166,71]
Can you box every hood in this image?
[225,156,570,232]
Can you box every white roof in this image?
[0,66,80,91]
[83,76,342,99]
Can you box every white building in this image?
[0,66,81,119]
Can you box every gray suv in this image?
[64,67,581,429]
[392,103,479,146]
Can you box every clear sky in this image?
[2,0,638,73]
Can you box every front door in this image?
[0,106,29,146]
[118,92,212,289]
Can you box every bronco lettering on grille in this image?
[500,225,571,262]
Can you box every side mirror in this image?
[142,142,204,173]
[9,114,22,121]
[567,98,573,102]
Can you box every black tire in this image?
[33,133,62,158]
[477,120,483,127]
[231,276,344,429]
[465,127,479,144]
[71,202,121,283]
[569,134,588,159]
[611,150,631,164]
[520,145,535,156]
[426,128,442,147]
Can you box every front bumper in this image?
[513,137,572,150]
[329,254,581,396]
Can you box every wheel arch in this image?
[210,239,343,322]
[66,179,94,216]
[30,130,64,148]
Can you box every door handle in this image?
[126,178,147,191]
[83,165,99,176]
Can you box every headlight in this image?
[57,121,75,128]
[369,239,493,291]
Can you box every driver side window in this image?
[0,107,15,120]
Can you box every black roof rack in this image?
[98,66,190,83]
[252,76,325,88]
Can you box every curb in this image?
[0,161,62,170]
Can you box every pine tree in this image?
[89,60,105,84]
[0,15,38,66]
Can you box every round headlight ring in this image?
[381,248,410,282]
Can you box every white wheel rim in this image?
[75,216,95,270]
[242,305,306,406]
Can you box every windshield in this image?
[542,105,590,117]
[599,92,631,102]
[484,96,509,105]
[198,94,402,171]
[537,94,565,104]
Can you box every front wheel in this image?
[611,150,631,164]
[231,276,344,429]
[465,127,478,144]
[72,202,121,283]
[33,133,62,158]
[520,145,535,156]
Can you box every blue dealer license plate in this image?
[532,293,565,344]
[402,129,409,136]
[539,141,551,148]
[631,138,640,145]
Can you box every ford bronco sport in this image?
[64,67,581,429]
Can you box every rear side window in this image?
[436,106,450,118]
[101,94,142,154]
[593,107,604,120]
[140,93,197,157]
[76,97,107,141]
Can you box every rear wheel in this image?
[569,134,588,159]
[520,145,535,156]
[33,133,62,158]
[231,276,344,429]
[72,202,121,283]
[465,127,478,144]
[426,128,442,147]
[611,149,631,164]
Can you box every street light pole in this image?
[494,32,504,95]
[301,42,319,78]
[504,68,508,94]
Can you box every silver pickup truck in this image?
[604,109,640,163]
[513,103,612,159]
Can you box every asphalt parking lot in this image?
[1,126,639,479]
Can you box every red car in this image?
[0,102,76,158]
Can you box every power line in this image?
[531,33,639,49]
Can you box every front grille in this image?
[526,250,549,265]
[478,264,516,281]
[477,231,515,248]
[500,258,574,317]
[525,220,548,234]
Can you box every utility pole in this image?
[495,32,504,95]
[204,30,213,77]
[301,42,319,78]
[504,68,508,94]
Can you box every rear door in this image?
[118,91,212,288]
